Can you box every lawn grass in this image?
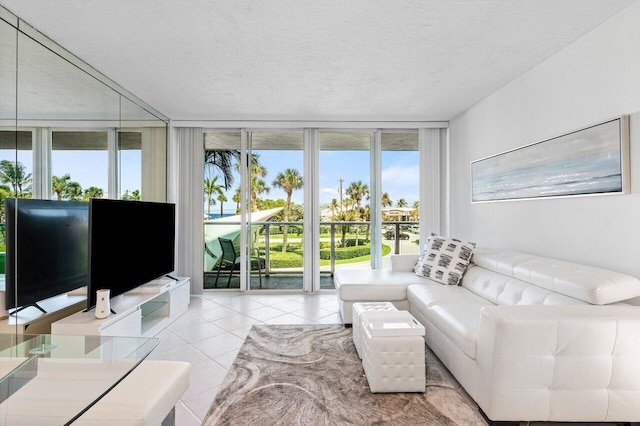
[268,243,391,268]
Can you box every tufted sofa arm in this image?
[476,305,640,422]
[389,254,419,272]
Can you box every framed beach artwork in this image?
[471,116,630,203]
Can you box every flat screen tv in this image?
[87,199,175,311]
[5,198,89,313]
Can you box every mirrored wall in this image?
[0,5,169,334]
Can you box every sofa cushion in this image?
[334,270,426,302]
[461,265,588,306]
[415,234,476,286]
[407,281,494,312]
[472,248,640,305]
[426,304,484,359]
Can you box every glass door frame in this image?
[203,126,441,293]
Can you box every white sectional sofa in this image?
[334,248,640,424]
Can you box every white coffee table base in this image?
[352,302,398,359]
[360,310,426,393]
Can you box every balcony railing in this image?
[204,220,420,276]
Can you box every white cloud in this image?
[381,165,419,186]
[321,187,338,195]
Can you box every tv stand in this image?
[10,302,47,316]
[51,277,190,337]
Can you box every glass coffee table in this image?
[0,333,158,425]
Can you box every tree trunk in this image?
[341,226,347,248]
[282,193,291,253]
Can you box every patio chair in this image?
[214,237,263,287]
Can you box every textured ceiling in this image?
[1,0,636,122]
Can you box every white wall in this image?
[449,1,640,278]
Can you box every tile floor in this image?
[147,290,342,426]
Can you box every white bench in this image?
[76,360,191,426]
[0,359,190,426]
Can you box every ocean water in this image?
[206,213,234,219]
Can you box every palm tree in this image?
[204,150,240,190]
[397,198,408,208]
[332,209,359,248]
[362,205,371,244]
[0,160,32,197]
[84,186,103,200]
[0,185,11,223]
[217,193,227,217]
[121,189,141,201]
[204,176,224,216]
[250,176,269,211]
[272,168,303,252]
[232,187,241,214]
[238,155,269,211]
[329,198,339,215]
[65,181,83,201]
[346,180,369,214]
[381,192,392,208]
[52,174,71,200]
[412,200,420,220]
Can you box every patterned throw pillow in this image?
[413,237,432,274]
[415,234,476,285]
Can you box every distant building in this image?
[382,207,417,221]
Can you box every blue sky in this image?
[210,149,419,214]
[2,147,419,212]
[3,149,141,196]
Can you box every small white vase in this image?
[94,289,111,319]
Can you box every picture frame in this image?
[470,115,630,203]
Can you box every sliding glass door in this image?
[381,132,420,267]
[203,131,242,289]
[249,131,304,290]
[319,132,372,282]
[202,128,430,292]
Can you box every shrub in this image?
[320,244,371,260]
[268,251,303,268]
[269,243,303,254]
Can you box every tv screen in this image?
[87,199,175,311]
[5,198,89,312]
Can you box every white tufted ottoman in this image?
[360,310,426,393]
[352,302,398,359]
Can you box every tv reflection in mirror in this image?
[5,198,89,314]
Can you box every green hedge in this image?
[269,243,303,254]
[343,238,370,247]
[320,244,372,260]
[269,251,303,268]
[268,242,391,267]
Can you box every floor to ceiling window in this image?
[202,127,432,292]
[248,131,305,290]
[202,131,242,289]
[381,131,420,267]
[319,132,372,282]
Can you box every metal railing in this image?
[205,220,420,275]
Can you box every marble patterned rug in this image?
[203,324,487,425]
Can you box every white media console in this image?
[51,276,190,337]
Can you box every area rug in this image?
[203,324,486,425]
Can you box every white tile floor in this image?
[147,290,341,426]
